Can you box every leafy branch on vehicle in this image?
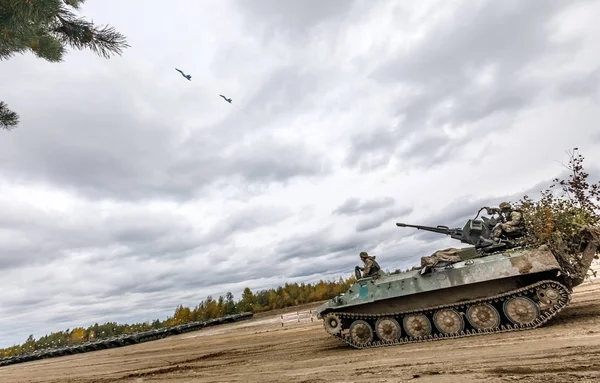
[514,148,600,286]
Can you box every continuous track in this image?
[322,280,570,349]
[0,312,253,368]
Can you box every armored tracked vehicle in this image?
[316,212,600,349]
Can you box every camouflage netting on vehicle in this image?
[548,225,600,288]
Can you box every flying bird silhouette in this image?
[219,94,232,103]
[175,68,191,81]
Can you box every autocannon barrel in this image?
[396,222,456,234]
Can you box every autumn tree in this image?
[0,0,129,130]
[170,304,192,325]
[69,327,86,343]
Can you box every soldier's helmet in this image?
[359,251,368,258]
[499,202,511,210]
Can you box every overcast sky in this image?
[1,0,599,348]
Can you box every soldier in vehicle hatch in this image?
[358,251,382,278]
[485,202,525,242]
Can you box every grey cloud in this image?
[355,206,413,233]
[137,246,292,295]
[395,133,473,170]
[286,254,361,279]
[274,225,377,262]
[0,205,199,269]
[228,140,329,182]
[346,0,585,171]
[332,196,395,215]
[233,0,358,43]
[106,278,180,297]
[375,0,575,85]
[0,71,330,202]
[203,204,293,242]
[104,211,201,258]
[243,65,322,117]
[1,297,47,310]
[95,267,199,299]
[555,67,600,99]
[0,199,292,271]
[355,221,385,233]
[343,126,397,170]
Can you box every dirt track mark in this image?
[312,344,348,352]
[123,364,196,378]
[489,364,600,375]
[177,350,229,363]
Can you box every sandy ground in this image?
[2,280,600,383]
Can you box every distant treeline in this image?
[0,276,356,358]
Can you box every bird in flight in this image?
[175,68,191,81]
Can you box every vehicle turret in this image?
[396,210,523,253]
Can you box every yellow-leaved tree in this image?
[69,327,87,344]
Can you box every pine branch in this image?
[29,34,65,61]
[54,7,129,59]
[0,0,129,132]
[1,1,128,61]
[0,0,62,26]
[63,0,86,8]
[0,0,64,61]
[0,101,19,131]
